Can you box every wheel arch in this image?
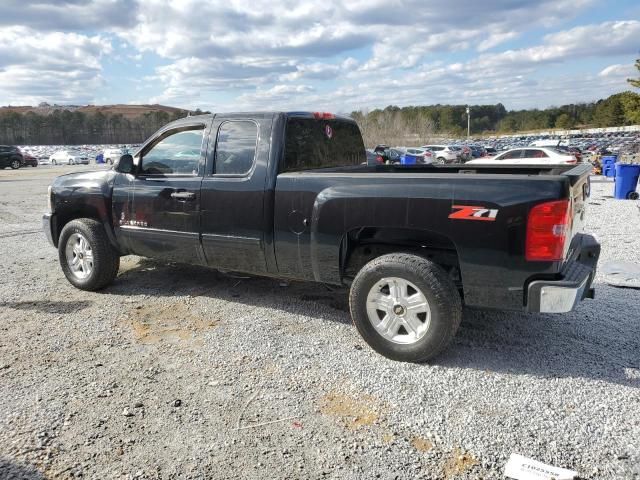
[53,206,119,252]
[340,226,462,289]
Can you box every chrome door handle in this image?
[171,191,196,200]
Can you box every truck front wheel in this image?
[58,218,120,291]
[349,253,462,362]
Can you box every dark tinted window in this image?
[283,117,365,172]
[141,127,204,175]
[214,121,258,175]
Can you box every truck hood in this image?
[51,169,119,206]
[52,169,118,189]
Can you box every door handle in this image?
[171,191,196,201]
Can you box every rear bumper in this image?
[43,213,57,247]
[526,234,600,313]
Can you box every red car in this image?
[22,152,38,167]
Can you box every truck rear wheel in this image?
[58,218,120,291]
[349,253,462,362]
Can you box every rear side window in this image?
[283,118,365,172]
[524,149,548,158]
[214,121,258,175]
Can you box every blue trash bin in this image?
[401,154,417,165]
[602,155,617,165]
[603,164,616,178]
[614,164,640,199]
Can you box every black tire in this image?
[628,191,639,200]
[349,253,462,362]
[437,157,446,164]
[58,218,120,291]
[52,159,57,165]
[10,158,21,169]
[106,158,112,165]
[68,158,74,165]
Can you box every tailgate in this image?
[563,164,592,259]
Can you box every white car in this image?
[465,147,577,166]
[49,150,89,165]
[404,147,434,164]
[103,148,125,165]
[421,144,460,163]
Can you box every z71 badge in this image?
[449,205,498,221]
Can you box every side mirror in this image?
[115,154,134,174]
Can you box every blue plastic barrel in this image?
[602,155,617,165]
[401,154,417,165]
[614,164,640,199]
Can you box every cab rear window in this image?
[283,117,365,172]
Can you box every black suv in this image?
[0,146,24,169]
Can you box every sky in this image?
[0,0,639,113]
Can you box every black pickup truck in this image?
[43,112,600,362]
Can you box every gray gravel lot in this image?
[0,166,638,479]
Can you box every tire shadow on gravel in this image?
[434,286,640,387]
[107,258,352,325]
[0,458,44,480]
[1,300,92,314]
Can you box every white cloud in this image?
[0,0,637,111]
[0,27,112,105]
[599,64,636,77]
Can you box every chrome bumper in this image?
[526,234,599,313]
[43,213,57,247]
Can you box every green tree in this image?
[628,58,640,89]
[619,91,640,124]
[555,113,573,129]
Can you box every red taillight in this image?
[313,112,336,119]
[376,155,384,164]
[526,200,571,262]
[424,151,432,157]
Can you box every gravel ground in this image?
[0,166,638,480]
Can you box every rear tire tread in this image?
[349,253,462,362]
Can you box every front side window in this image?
[214,121,258,175]
[141,127,204,175]
[497,150,521,160]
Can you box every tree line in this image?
[352,91,640,140]
[1,91,639,146]
[0,108,197,145]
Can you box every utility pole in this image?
[466,106,470,141]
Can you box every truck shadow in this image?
[0,458,45,480]
[109,259,638,387]
[440,285,639,387]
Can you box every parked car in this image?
[0,145,24,169]
[22,153,38,167]
[103,148,125,165]
[366,149,384,166]
[49,150,90,165]
[469,145,486,158]
[373,144,389,154]
[484,147,497,156]
[44,111,599,363]
[404,147,434,164]
[466,147,577,166]
[379,148,403,164]
[421,144,459,164]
